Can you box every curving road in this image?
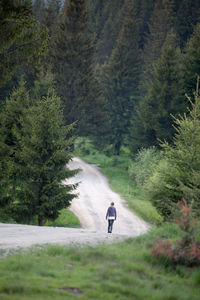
[68,157,148,235]
[0,158,149,254]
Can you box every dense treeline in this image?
[1,0,200,223]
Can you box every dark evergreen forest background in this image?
[1,0,200,225]
[2,0,200,153]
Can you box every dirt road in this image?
[0,158,149,253]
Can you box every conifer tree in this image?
[184,23,200,99]
[95,0,126,64]
[12,92,78,225]
[141,0,175,92]
[0,0,48,88]
[101,1,141,155]
[174,0,200,48]
[32,0,46,24]
[145,79,200,219]
[33,0,61,70]
[52,0,106,137]
[130,32,185,152]
[130,0,155,50]
[0,81,30,208]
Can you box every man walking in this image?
[106,202,117,233]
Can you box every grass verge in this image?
[0,208,81,229]
[44,209,81,228]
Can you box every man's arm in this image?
[106,208,108,219]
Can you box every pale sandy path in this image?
[0,158,149,253]
[68,157,148,236]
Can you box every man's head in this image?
[111,202,114,206]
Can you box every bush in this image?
[128,147,162,187]
[144,158,180,220]
[150,199,200,267]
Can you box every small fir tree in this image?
[13,92,78,226]
[144,78,200,219]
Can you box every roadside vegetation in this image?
[0,208,80,229]
[44,209,80,228]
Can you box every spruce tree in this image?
[33,0,61,70]
[0,81,30,208]
[13,92,78,226]
[174,0,200,48]
[95,0,126,64]
[141,0,175,92]
[145,79,200,219]
[101,1,141,155]
[32,0,46,24]
[52,0,106,137]
[184,23,200,99]
[0,0,48,88]
[130,32,185,153]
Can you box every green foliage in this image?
[12,91,78,225]
[0,81,79,225]
[129,147,163,188]
[184,23,200,98]
[174,0,200,48]
[0,80,30,208]
[91,0,125,65]
[101,1,141,155]
[32,70,54,99]
[131,31,186,151]
[141,0,175,88]
[150,198,200,266]
[145,79,200,220]
[0,0,48,88]
[51,0,107,138]
[44,208,81,228]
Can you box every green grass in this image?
[44,209,81,228]
[0,208,81,229]
[0,224,199,300]
[74,138,162,224]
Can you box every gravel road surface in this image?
[0,158,149,254]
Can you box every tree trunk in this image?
[114,141,121,156]
[38,215,43,226]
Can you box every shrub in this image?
[129,147,162,187]
[150,198,200,267]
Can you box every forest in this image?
[1,0,200,229]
